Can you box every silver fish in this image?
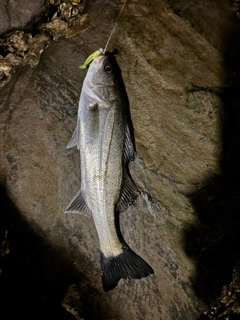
[66,52,153,291]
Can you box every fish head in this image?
[87,53,117,87]
[82,51,128,109]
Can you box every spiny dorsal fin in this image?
[65,190,91,217]
[116,124,139,212]
[116,170,139,213]
[123,124,135,164]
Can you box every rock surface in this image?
[0,0,45,35]
[1,0,240,319]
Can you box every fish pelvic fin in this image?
[65,190,91,217]
[67,127,77,149]
[101,245,154,292]
[67,118,80,149]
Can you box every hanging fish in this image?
[65,0,153,292]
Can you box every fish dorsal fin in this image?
[67,118,80,150]
[116,124,139,212]
[123,124,135,164]
[65,190,91,217]
[116,170,139,212]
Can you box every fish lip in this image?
[91,54,107,67]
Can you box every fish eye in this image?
[104,65,112,74]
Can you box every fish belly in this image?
[81,105,124,257]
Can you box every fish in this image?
[66,52,154,291]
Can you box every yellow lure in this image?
[79,49,103,69]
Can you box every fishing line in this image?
[79,0,128,69]
[103,0,128,54]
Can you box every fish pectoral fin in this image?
[88,102,100,137]
[123,124,135,164]
[88,102,98,111]
[116,170,139,213]
[65,190,91,216]
[67,119,80,150]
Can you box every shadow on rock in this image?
[184,20,240,305]
[0,184,108,320]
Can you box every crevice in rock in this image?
[0,0,89,88]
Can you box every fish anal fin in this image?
[116,170,139,213]
[65,190,91,217]
[101,245,154,292]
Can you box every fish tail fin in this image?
[101,245,154,292]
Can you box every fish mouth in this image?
[92,54,108,68]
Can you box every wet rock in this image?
[0,0,240,319]
[0,0,45,35]
[0,1,88,87]
[198,268,240,319]
[62,284,86,320]
[0,31,50,87]
[39,0,88,40]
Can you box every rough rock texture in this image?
[0,0,87,87]
[0,0,45,35]
[0,0,240,319]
